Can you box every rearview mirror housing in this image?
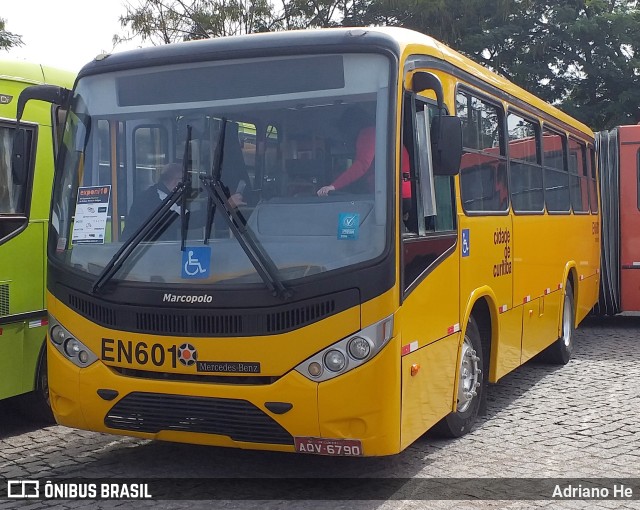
[431,115,462,176]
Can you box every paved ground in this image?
[1,314,639,509]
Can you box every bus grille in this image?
[64,288,356,337]
[68,294,117,326]
[104,392,294,445]
[0,283,8,316]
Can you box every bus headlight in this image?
[48,315,99,368]
[324,349,347,372]
[296,315,393,382]
[348,336,371,360]
[64,338,82,357]
[50,325,66,345]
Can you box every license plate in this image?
[294,437,363,456]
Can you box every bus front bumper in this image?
[47,336,401,456]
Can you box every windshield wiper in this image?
[92,128,194,294]
[200,175,291,300]
[180,125,193,251]
[203,118,226,244]
[91,183,189,293]
[199,148,292,300]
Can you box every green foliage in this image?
[116,0,640,130]
[0,17,23,51]
[361,0,640,130]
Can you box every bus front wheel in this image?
[19,342,54,423]
[431,316,484,438]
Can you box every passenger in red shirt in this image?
[317,107,411,198]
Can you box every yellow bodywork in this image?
[47,27,599,456]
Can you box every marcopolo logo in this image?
[162,293,212,304]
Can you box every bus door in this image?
[399,90,460,447]
[617,125,640,312]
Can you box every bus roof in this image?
[77,26,592,138]
[0,59,75,88]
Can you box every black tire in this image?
[19,343,55,423]
[543,281,575,365]
[431,316,484,438]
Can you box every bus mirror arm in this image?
[12,85,71,189]
[431,115,462,176]
[15,85,71,124]
[410,71,444,110]
[409,71,461,175]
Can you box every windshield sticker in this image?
[182,246,211,279]
[338,213,360,240]
[71,186,111,244]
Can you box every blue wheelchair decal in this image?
[182,246,211,279]
[462,229,470,257]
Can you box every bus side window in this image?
[507,112,543,213]
[588,147,598,213]
[569,137,589,213]
[543,127,570,213]
[457,90,507,214]
[0,123,34,241]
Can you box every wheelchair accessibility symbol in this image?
[182,246,211,279]
[461,229,470,257]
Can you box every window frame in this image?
[456,86,509,216]
[401,90,457,295]
[588,147,598,214]
[541,124,570,214]
[0,120,37,245]
[506,108,545,215]
[567,135,590,215]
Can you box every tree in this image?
[116,0,359,45]
[361,0,640,130]
[115,0,640,129]
[0,17,23,51]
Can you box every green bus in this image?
[0,60,74,418]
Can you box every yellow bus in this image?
[0,60,73,418]
[19,27,599,455]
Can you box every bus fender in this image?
[452,286,499,410]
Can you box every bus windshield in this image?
[50,53,392,288]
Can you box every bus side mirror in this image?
[431,115,462,176]
[11,129,28,185]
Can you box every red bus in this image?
[596,125,640,314]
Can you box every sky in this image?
[2,0,150,72]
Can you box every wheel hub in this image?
[457,337,481,413]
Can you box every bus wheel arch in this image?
[19,339,54,423]
[431,298,493,438]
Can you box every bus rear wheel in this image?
[431,316,484,438]
[542,281,575,365]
